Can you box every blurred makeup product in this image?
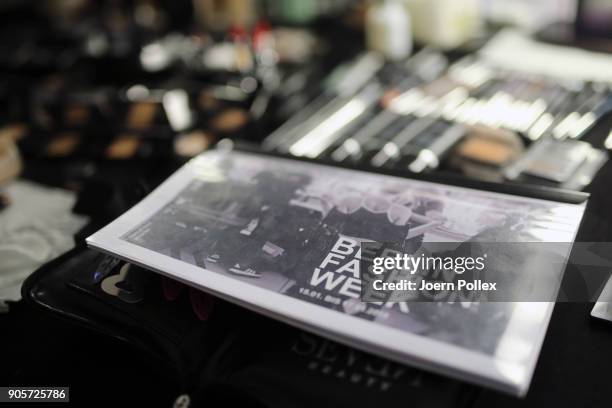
[287,83,383,158]
[458,135,511,164]
[331,109,401,163]
[0,136,22,184]
[140,34,194,73]
[569,89,612,139]
[211,108,249,133]
[64,104,90,127]
[605,129,612,150]
[198,90,221,110]
[526,84,573,140]
[447,57,493,89]
[163,90,193,132]
[505,138,607,189]
[174,131,212,157]
[421,76,465,100]
[458,126,522,163]
[272,28,317,64]
[551,84,608,140]
[450,126,523,181]
[264,0,320,24]
[106,135,141,160]
[45,132,81,157]
[328,102,409,163]
[193,0,257,31]
[126,102,159,130]
[443,58,612,145]
[507,139,591,183]
[405,123,466,173]
[563,147,608,190]
[202,41,255,73]
[365,0,412,61]
[250,21,281,121]
[263,52,384,151]
[405,0,481,49]
[272,50,449,160]
[262,44,608,189]
[339,113,415,164]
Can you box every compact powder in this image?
[46,132,81,157]
[211,108,249,132]
[174,131,212,157]
[65,104,90,126]
[106,135,141,159]
[457,138,515,166]
[126,102,158,129]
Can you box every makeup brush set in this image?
[264,49,612,190]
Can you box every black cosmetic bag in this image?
[21,246,478,408]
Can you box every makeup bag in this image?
[21,245,477,408]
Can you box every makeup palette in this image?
[106,135,142,160]
[126,102,160,130]
[45,132,82,158]
[174,131,213,158]
[211,108,250,133]
[450,126,524,182]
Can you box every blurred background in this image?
[1,0,610,199]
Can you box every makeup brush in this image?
[369,116,437,168]
[263,52,384,151]
[405,123,466,173]
[604,129,612,150]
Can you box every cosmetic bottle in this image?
[404,0,481,49]
[365,0,412,61]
